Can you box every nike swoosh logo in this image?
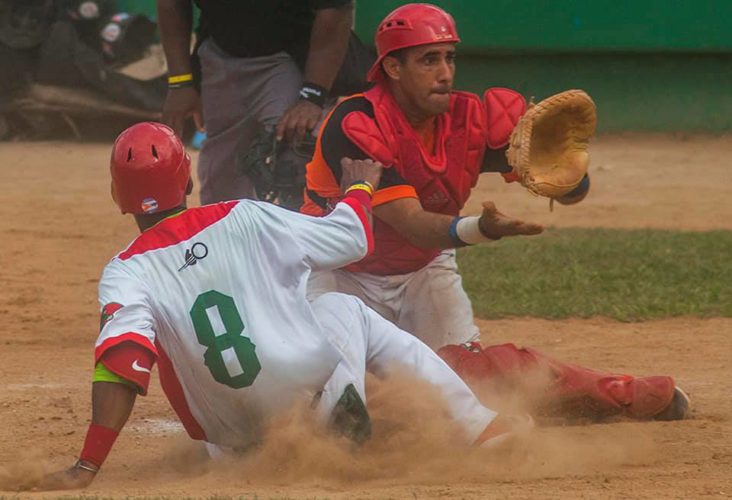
[131,359,151,373]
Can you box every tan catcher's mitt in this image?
[506,89,597,198]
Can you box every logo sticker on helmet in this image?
[141,198,158,214]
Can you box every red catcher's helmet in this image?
[366,3,460,82]
[110,122,191,214]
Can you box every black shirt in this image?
[194,0,352,63]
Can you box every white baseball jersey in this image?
[96,198,372,447]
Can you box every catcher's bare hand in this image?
[277,100,322,142]
[162,87,204,138]
[340,157,383,193]
[478,201,543,239]
[31,462,96,491]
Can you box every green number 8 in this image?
[190,290,261,388]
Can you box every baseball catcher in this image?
[303,3,689,423]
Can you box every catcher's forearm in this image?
[374,198,458,249]
[303,5,354,91]
[157,0,194,76]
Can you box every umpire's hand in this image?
[277,100,322,142]
[162,87,204,138]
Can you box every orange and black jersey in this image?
[305,96,415,213]
[303,95,513,216]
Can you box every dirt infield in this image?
[1,135,730,498]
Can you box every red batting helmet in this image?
[366,3,460,82]
[110,122,191,214]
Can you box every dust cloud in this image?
[153,374,657,489]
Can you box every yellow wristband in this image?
[167,73,194,84]
[345,181,374,197]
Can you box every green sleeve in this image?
[93,361,137,389]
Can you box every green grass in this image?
[457,228,732,321]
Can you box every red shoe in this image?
[603,376,688,420]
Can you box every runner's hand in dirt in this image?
[478,201,544,239]
[31,461,96,491]
[276,100,322,142]
[340,157,383,193]
[162,87,204,138]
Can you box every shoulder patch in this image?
[100,302,124,332]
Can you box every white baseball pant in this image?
[308,250,480,350]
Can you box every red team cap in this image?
[110,122,191,214]
[367,3,461,82]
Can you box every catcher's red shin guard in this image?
[438,342,683,421]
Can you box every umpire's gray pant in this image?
[197,38,301,204]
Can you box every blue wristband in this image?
[448,216,469,247]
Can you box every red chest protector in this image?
[342,85,487,275]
